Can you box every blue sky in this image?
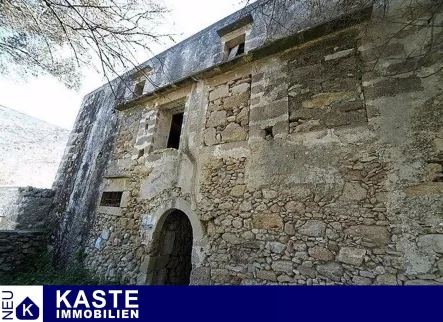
[0,0,247,130]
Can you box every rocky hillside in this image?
[0,105,70,188]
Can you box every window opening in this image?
[167,112,184,149]
[100,192,123,207]
[224,33,246,62]
[134,80,146,97]
[227,41,245,61]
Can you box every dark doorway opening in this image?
[167,112,184,149]
[151,210,193,285]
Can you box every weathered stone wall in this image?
[204,76,251,146]
[0,187,55,230]
[0,231,47,277]
[53,0,443,285]
[0,105,69,188]
[51,85,120,267]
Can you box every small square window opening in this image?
[225,34,246,61]
[100,191,123,207]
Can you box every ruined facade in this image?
[52,0,443,285]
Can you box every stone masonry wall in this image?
[287,31,367,133]
[75,1,443,285]
[203,75,251,146]
[0,231,47,278]
[0,187,55,230]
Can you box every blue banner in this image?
[1,286,441,322]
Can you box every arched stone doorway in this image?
[151,209,193,285]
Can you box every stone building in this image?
[51,0,443,285]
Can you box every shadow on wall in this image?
[0,186,55,230]
[0,186,54,278]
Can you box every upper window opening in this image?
[224,33,246,62]
[151,99,186,152]
[134,80,146,97]
[237,42,245,56]
[167,112,184,149]
[100,191,123,207]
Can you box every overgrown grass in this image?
[0,253,114,285]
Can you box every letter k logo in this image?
[16,297,39,320]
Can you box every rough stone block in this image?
[101,230,110,240]
[120,191,130,208]
[268,242,286,254]
[277,275,294,283]
[231,83,251,95]
[271,260,293,273]
[316,262,343,282]
[262,189,278,199]
[235,107,249,126]
[352,276,372,285]
[302,92,352,108]
[298,220,326,237]
[374,273,398,285]
[250,100,288,121]
[333,100,364,112]
[230,185,246,197]
[209,85,229,101]
[337,247,366,266]
[344,225,390,246]
[253,214,283,230]
[222,233,241,245]
[239,200,252,212]
[203,127,218,146]
[207,110,227,128]
[297,264,316,278]
[341,182,367,201]
[223,92,250,109]
[405,183,443,196]
[286,199,308,213]
[211,269,231,284]
[221,123,247,142]
[257,270,277,282]
[308,246,334,261]
[284,223,296,236]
